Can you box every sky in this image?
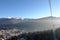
[0,0,60,18]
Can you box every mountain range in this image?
[0,16,60,32]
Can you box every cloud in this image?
[7,17,12,19]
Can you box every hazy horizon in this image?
[0,16,60,19]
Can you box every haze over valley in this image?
[0,16,60,32]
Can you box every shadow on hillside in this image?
[6,30,54,40]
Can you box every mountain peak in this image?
[47,16,56,18]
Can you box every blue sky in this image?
[0,0,60,18]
